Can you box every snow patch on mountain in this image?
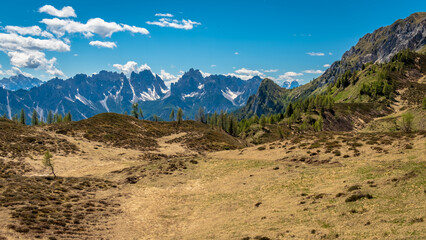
[221,88,243,105]
[100,94,110,112]
[139,86,160,101]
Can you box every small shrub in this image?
[345,193,373,202]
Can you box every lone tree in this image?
[401,112,414,132]
[139,108,144,120]
[19,109,26,125]
[42,150,56,179]
[131,103,139,119]
[177,108,183,125]
[169,109,175,121]
[31,110,39,126]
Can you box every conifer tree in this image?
[177,108,183,125]
[139,108,144,120]
[131,103,139,119]
[19,109,26,125]
[47,110,53,124]
[31,110,39,126]
[42,150,56,179]
[169,109,175,121]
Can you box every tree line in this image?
[1,109,72,125]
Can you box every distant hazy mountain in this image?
[282,80,299,89]
[0,74,43,91]
[0,69,262,122]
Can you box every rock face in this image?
[0,69,261,122]
[319,12,426,86]
[0,75,43,91]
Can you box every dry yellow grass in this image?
[1,128,425,240]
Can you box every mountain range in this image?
[0,68,262,122]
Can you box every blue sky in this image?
[0,0,425,86]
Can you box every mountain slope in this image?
[240,12,426,117]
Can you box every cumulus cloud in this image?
[279,71,303,80]
[41,18,149,38]
[225,68,266,80]
[323,64,331,68]
[306,52,325,56]
[303,69,324,74]
[0,33,69,77]
[146,17,201,30]
[155,13,174,17]
[5,26,54,38]
[234,52,239,55]
[113,61,151,76]
[39,5,77,18]
[158,69,182,86]
[235,68,264,77]
[89,41,117,49]
[0,33,70,52]
[5,67,34,78]
[328,52,333,55]
[121,24,150,35]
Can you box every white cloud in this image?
[306,52,325,56]
[199,70,211,78]
[158,69,181,86]
[113,61,151,76]
[5,67,34,78]
[234,52,239,55]
[303,69,324,74]
[328,52,333,55]
[211,64,216,68]
[235,68,264,77]
[278,71,303,80]
[263,69,278,73]
[122,24,150,35]
[41,18,149,38]
[225,68,266,80]
[0,33,69,77]
[0,33,70,52]
[146,18,201,30]
[39,5,77,18]
[155,13,174,17]
[5,26,54,38]
[323,64,331,68]
[73,53,78,57]
[89,41,117,49]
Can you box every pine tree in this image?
[42,150,56,179]
[64,112,72,122]
[31,110,39,126]
[19,109,26,125]
[177,108,183,125]
[131,103,139,119]
[153,114,159,122]
[12,114,18,123]
[47,110,53,124]
[169,109,175,121]
[139,108,144,120]
[259,114,267,127]
[197,107,206,123]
